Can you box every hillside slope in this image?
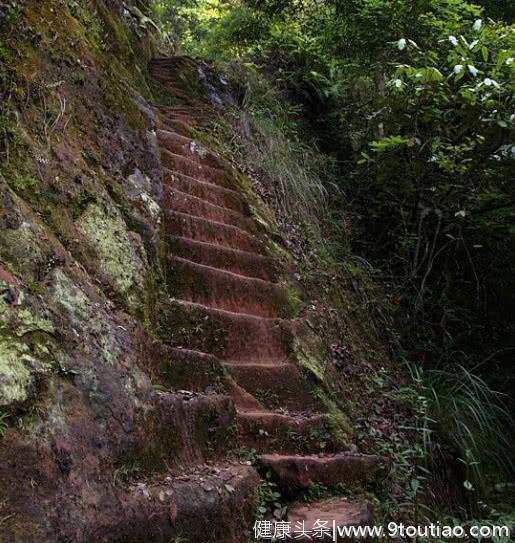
[0,3,405,541]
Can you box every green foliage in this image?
[0,412,9,438]
[209,63,334,227]
[257,472,287,519]
[113,461,142,486]
[411,364,514,485]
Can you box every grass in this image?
[0,412,8,438]
[216,64,334,227]
[409,363,514,487]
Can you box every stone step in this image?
[157,129,227,170]
[158,105,212,116]
[163,168,248,214]
[258,452,389,490]
[150,391,237,471]
[119,464,259,543]
[164,187,255,233]
[163,112,206,127]
[224,361,318,412]
[281,498,373,542]
[164,210,267,254]
[168,236,281,282]
[161,149,233,188]
[228,381,267,413]
[146,345,227,393]
[158,299,293,363]
[168,256,290,318]
[237,411,335,454]
[157,116,198,137]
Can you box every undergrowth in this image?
[212,64,335,232]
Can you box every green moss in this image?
[315,388,354,449]
[78,201,147,307]
[282,282,303,317]
[51,270,122,366]
[0,340,36,408]
[293,332,327,383]
[0,327,56,410]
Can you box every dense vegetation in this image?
[152,0,514,530]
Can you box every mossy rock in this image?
[77,201,147,308]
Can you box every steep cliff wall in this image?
[0,2,229,540]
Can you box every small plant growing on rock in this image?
[257,472,287,520]
[0,412,9,438]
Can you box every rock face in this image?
[0,3,389,540]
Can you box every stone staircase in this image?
[147,58,389,542]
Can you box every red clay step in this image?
[124,464,258,543]
[164,210,266,254]
[164,187,255,233]
[163,169,247,214]
[164,113,199,127]
[157,116,198,137]
[167,299,292,363]
[161,149,234,189]
[224,361,318,412]
[147,346,227,392]
[169,256,289,318]
[157,129,226,170]
[157,103,212,115]
[283,498,373,542]
[168,237,281,282]
[159,110,214,128]
[154,391,236,469]
[258,453,389,490]
[237,411,333,454]
[229,381,266,413]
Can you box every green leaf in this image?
[410,479,420,493]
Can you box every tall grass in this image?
[223,64,332,226]
[410,363,514,486]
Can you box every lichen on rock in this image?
[49,269,122,367]
[77,200,147,307]
[0,338,51,409]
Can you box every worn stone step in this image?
[224,361,318,412]
[158,105,211,116]
[164,210,267,254]
[149,391,237,471]
[228,381,267,413]
[163,112,204,127]
[164,187,255,233]
[157,116,199,137]
[163,168,248,214]
[161,149,233,189]
[158,299,293,363]
[168,237,282,282]
[277,498,373,542]
[156,101,211,113]
[157,129,227,171]
[145,344,227,393]
[258,453,389,490]
[237,411,335,454]
[168,256,290,318]
[108,464,258,543]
